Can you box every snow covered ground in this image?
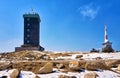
[55,52,120,60]
[81,52,120,60]
[0,52,120,78]
[0,69,120,78]
[36,69,120,78]
[0,70,36,78]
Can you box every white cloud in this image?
[78,3,100,20]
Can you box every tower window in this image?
[27,18,30,21]
[25,37,27,40]
[27,29,30,32]
[27,40,30,43]
[27,23,30,26]
[27,34,30,37]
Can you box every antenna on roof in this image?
[31,7,34,14]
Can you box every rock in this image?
[85,61,108,71]
[69,61,80,71]
[58,75,68,78]
[58,75,76,78]
[35,75,41,78]
[84,72,98,78]
[8,69,19,78]
[117,64,120,71]
[75,55,83,59]
[40,54,51,60]
[56,63,65,69]
[59,69,68,73]
[105,60,120,68]
[95,57,102,60]
[79,60,86,68]
[38,62,53,74]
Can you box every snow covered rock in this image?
[38,62,53,74]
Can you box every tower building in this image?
[102,25,114,52]
[15,10,44,51]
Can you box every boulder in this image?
[58,75,76,78]
[84,72,98,78]
[105,60,120,68]
[59,69,68,73]
[56,63,65,69]
[69,61,80,71]
[117,64,120,71]
[40,54,51,60]
[85,61,108,71]
[8,69,19,78]
[38,62,53,74]
[75,55,83,59]
[79,60,86,68]
[95,57,102,60]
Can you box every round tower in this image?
[102,25,114,52]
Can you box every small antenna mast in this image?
[31,7,34,14]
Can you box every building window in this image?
[27,34,30,37]
[27,23,30,26]
[25,37,27,40]
[27,18,30,21]
[27,40,30,43]
[27,29,30,32]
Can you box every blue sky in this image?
[0,0,120,52]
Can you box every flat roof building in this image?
[15,10,44,51]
